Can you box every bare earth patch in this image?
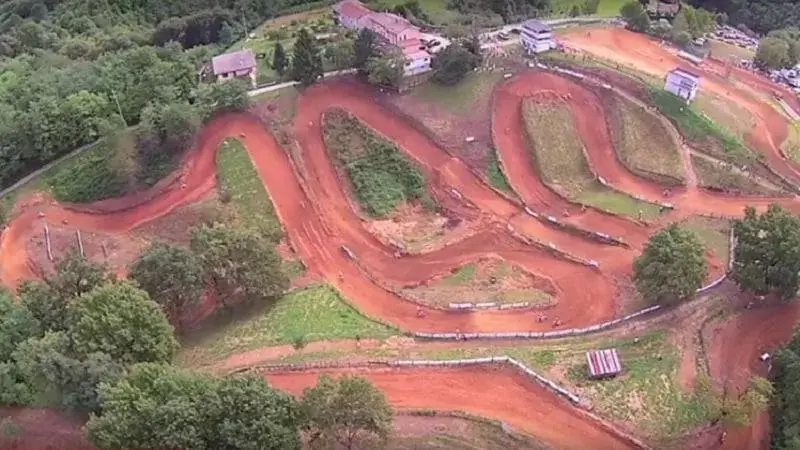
[403,257,554,307]
[390,413,548,450]
[365,203,479,254]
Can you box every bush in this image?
[48,145,127,203]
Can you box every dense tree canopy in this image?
[432,43,480,86]
[86,363,302,450]
[731,205,800,300]
[301,375,394,450]
[354,28,377,72]
[773,332,800,449]
[365,50,404,88]
[68,282,179,364]
[190,224,289,307]
[620,1,650,33]
[756,29,800,69]
[447,0,551,23]
[633,224,707,305]
[689,0,800,34]
[130,242,205,327]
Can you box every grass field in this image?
[217,138,283,242]
[550,0,625,17]
[323,110,429,217]
[679,216,731,264]
[707,40,755,62]
[781,122,800,163]
[691,155,782,196]
[176,284,398,367]
[410,71,504,114]
[566,331,717,438]
[695,91,757,143]
[608,93,685,185]
[522,98,663,220]
[406,260,553,307]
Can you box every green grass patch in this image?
[576,183,664,221]
[323,110,428,217]
[216,138,283,242]
[707,40,755,62]
[567,331,718,437]
[176,284,398,367]
[678,216,731,264]
[410,71,503,114]
[606,92,685,185]
[695,92,757,143]
[441,263,477,286]
[486,152,514,194]
[550,0,623,17]
[596,0,626,16]
[650,89,755,164]
[691,155,782,196]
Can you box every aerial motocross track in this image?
[1,27,800,449]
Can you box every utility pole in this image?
[242,8,248,41]
[109,88,127,128]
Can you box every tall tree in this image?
[354,29,377,72]
[129,242,204,328]
[68,282,178,364]
[0,292,40,361]
[731,205,800,300]
[301,375,393,450]
[190,224,289,307]
[49,249,111,300]
[273,41,287,76]
[86,363,302,449]
[432,43,479,86]
[195,79,251,118]
[620,1,650,33]
[633,224,707,305]
[365,51,404,88]
[291,28,323,87]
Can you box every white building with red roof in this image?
[334,0,434,76]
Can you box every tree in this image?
[87,363,301,449]
[68,282,178,364]
[195,79,251,118]
[772,332,800,448]
[432,43,479,86]
[365,51,404,88]
[620,1,650,33]
[569,4,581,17]
[301,375,393,449]
[757,36,793,69]
[324,41,355,71]
[129,243,204,328]
[291,28,323,87]
[13,332,124,413]
[190,224,289,307]
[731,205,800,300]
[633,224,707,305]
[0,292,40,361]
[50,249,111,300]
[354,29,377,72]
[273,41,287,76]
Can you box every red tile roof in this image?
[336,0,372,19]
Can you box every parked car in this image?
[510,28,521,34]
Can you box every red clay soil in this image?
[0,71,797,447]
[266,365,637,450]
[0,407,90,449]
[559,28,800,185]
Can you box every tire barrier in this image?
[522,203,629,247]
[340,244,356,260]
[507,226,601,271]
[413,305,662,340]
[44,225,53,262]
[448,301,531,311]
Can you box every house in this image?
[366,13,419,45]
[520,19,554,54]
[665,68,701,103]
[333,0,372,29]
[401,39,432,76]
[586,349,622,380]
[211,49,257,87]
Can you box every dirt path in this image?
[266,365,638,450]
[2,68,800,447]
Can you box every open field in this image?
[707,40,756,63]
[603,90,685,185]
[390,413,549,449]
[410,71,504,115]
[405,258,554,307]
[678,216,731,265]
[177,284,398,368]
[695,91,758,145]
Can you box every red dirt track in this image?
[2,57,799,447]
[266,366,636,450]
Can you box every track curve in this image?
[2,69,799,448]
